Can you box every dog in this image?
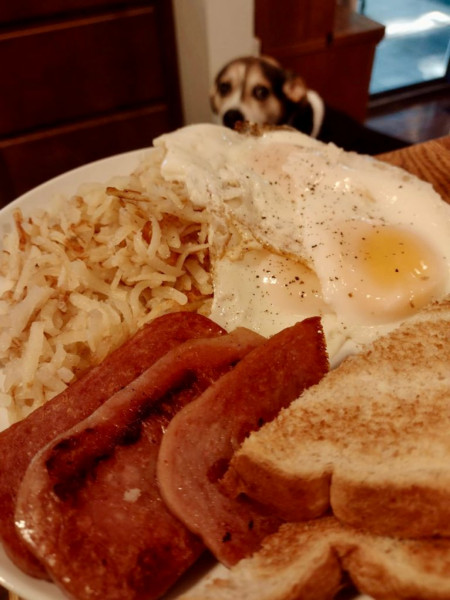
[210,56,408,155]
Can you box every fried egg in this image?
[155,124,450,365]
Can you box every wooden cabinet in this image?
[0,0,182,207]
[255,0,336,53]
[255,0,384,123]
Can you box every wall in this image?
[173,0,258,124]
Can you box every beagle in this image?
[210,56,408,155]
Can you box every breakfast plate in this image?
[0,123,450,600]
[0,148,147,230]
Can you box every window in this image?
[358,0,450,94]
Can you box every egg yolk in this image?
[336,223,446,323]
[209,248,331,338]
[246,249,328,315]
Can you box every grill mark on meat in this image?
[46,371,201,504]
[118,419,143,446]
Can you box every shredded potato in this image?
[0,148,213,424]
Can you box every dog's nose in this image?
[223,109,245,129]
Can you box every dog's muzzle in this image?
[223,109,245,129]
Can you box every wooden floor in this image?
[365,89,450,144]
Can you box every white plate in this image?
[0,148,148,227]
[0,151,369,600]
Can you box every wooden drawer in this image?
[0,0,181,206]
[0,0,148,24]
[0,6,164,137]
[254,1,384,122]
[0,104,171,206]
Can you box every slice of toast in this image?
[224,296,450,538]
[178,517,450,600]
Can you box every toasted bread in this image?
[178,517,450,600]
[224,296,450,538]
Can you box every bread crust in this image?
[339,532,450,599]
[180,518,344,600]
[223,453,330,522]
[179,517,450,600]
[332,476,450,538]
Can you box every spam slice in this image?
[15,328,263,600]
[0,312,225,578]
[157,317,329,566]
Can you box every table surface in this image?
[378,135,450,204]
[2,135,450,600]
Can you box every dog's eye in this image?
[253,85,270,101]
[218,81,232,97]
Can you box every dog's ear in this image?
[282,74,307,104]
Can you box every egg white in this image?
[155,124,450,365]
